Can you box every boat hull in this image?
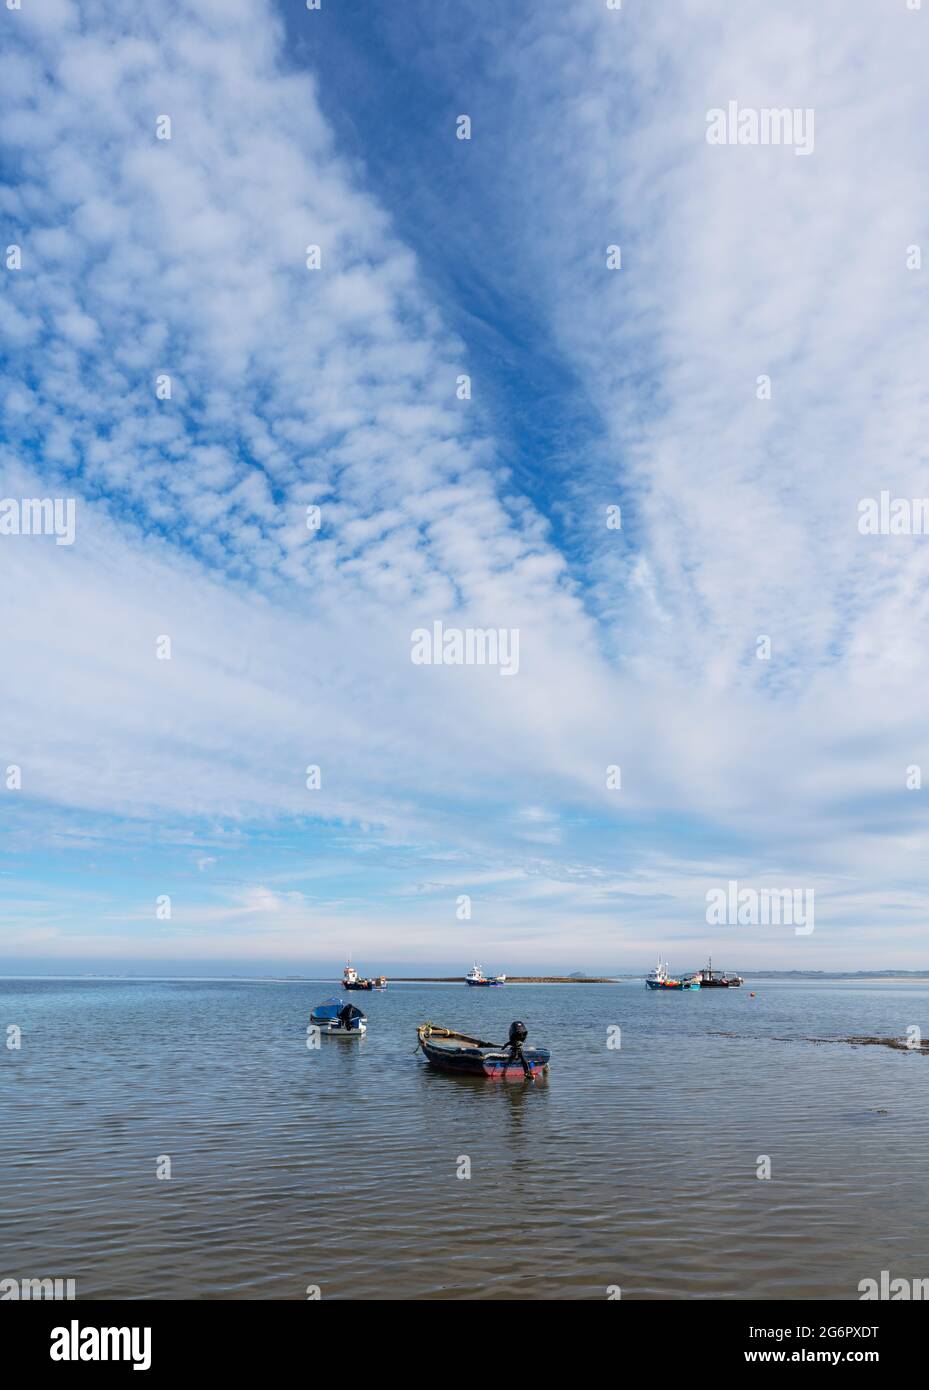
[310,1014,367,1036]
[421,1041,548,1076]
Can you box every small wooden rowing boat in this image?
[417,1021,550,1078]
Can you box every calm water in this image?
[2,977,928,1300]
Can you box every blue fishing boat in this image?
[310,996,367,1036]
[465,963,506,986]
[645,958,700,990]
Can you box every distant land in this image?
[393,975,614,984]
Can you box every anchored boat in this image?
[465,963,506,987]
[310,997,367,1036]
[342,962,374,991]
[417,1021,549,1078]
[692,958,743,987]
[645,957,700,990]
[695,957,732,987]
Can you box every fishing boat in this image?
[309,997,367,1037]
[342,962,374,991]
[371,975,388,990]
[417,1021,549,1078]
[694,957,731,987]
[465,963,506,987]
[645,957,700,990]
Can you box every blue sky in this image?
[2,0,929,974]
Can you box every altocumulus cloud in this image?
[3,0,929,965]
[0,0,607,881]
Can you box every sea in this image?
[2,976,928,1300]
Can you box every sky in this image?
[2,0,929,975]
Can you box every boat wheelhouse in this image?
[645,957,669,988]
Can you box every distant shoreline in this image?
[393,976,615,984]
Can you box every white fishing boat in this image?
[342,961,373,991]
[310,997,367,1037]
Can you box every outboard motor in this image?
[338,1003,359,1030]
[507,1021,532,1080]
